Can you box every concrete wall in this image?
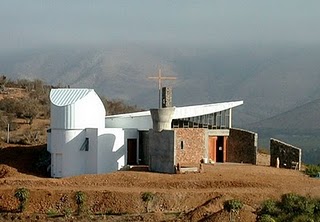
[149,129,175,173]
[227,128,258,164]
[174,128,207,165]
[270,138,302,170]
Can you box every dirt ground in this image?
[0,146,320,222]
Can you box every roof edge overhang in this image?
[105,100,243,120]
[173,100,243,119]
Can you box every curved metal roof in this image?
[50,88,92,107]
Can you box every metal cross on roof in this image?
[148,68,176,108]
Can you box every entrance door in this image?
[127,139,137,165]
[208,136,217,162]
[216,136,224,162]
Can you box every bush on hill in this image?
[258,193,320,222]
[305,164,320,178]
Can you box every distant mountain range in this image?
[2,44,320,127]
[2,44,320,163]
[247,98,320,164]
[248,98,320,132]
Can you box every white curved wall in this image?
[50,89,105,129]
[49,89,106,177]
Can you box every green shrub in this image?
[63,208,72,218]
[14,187,30,212]
[141,192,155,213]
[47,208,59,217]
[259,194,320,222]
[305,164,320,178]
[292,214,315,222]
[314,199,320,213]
[259,214,276,222]
[141,192,154,202]
[75,191,86,215]
[280,193,315,215]
[223,199,243,213]
[260,199,280,216]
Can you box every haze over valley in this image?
[1,1,320,163]
[2,44,320,126]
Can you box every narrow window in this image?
[80,138,89,151]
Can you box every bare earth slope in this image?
[0,160,319,221]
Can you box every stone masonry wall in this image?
[227,128,258,164]
[270,138,302,170]
[174,128,207,165]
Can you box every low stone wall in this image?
[174,128,206,165]
[270,138,302,170]
[227,128,258,164]
[148,129,175,173]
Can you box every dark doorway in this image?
[127,139,137,165]
[216,136,224,162]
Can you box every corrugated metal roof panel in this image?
[50,88,92,107]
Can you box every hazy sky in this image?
[1,1,320,50]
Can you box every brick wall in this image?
[270,138,301,170]
[227,128,258,164]
[174,128,207,165]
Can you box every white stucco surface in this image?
[97,128,139,173]
[50,88,105,129]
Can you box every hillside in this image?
[248,98,320,131]
[2,45,320,126]
[0,146,320,221]
[246,98,320,164]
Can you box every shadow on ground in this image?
[0,144,50,178]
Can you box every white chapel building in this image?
[47,88,249,178]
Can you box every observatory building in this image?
[47,88,257,178]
